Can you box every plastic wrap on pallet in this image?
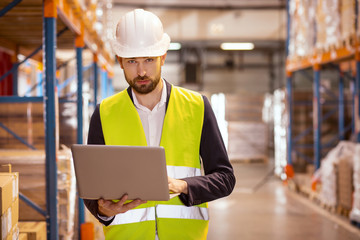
[341,0,355,43]
[58,146,76,240]
[350,144,360,222]
[316,0,341,51]
[288,0,316,58]
[319,141,355,207]
[273,89,287,177]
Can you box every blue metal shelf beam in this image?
[43,11,59,240]
[339,70,345,140]
[0,96,43,102]
[94,60,98,105]
[19,192,46,217]
[0,0,22,17]
[0,122,36,149]
[101,69,108,100]
[76,42,85,235]
[357,60,360,142]
[286,74,293,166]
[313,66,321,170]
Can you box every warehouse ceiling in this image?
[0,0,286,69]
[111,2,287,50]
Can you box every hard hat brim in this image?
[111,33,171,58]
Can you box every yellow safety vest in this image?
[99,85,209,240]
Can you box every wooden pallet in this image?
[338,36,355,49]
[337,206,351,217]
[291,175,352,218]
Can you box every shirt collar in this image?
[132,78,167,111]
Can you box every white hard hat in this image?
[111,9,171,58]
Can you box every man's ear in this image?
[116,56,124,69]
[160,53,167,66]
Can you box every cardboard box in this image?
[19,221,46,240]
[0,176,14,215]
[1,198,19,240]
[18,232,27,240]
[0,173,19,204]
[5,223,19,240]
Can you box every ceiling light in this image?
[220,42,254,50]
[169,43,181,51]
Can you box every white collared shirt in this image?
[131,78,167,146]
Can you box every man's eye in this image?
[128,60,136,64]
[146,58,154,62]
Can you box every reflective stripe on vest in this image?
[157,205,209,220]
[167,165,201,179]
[109,205,209,226]
[110,207,155,225]
[100,85,209,239]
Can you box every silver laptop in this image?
[71,144,170,201]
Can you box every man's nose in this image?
[137,63,146,77]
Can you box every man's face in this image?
[118,55,166,94]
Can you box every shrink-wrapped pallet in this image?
[319,141,355,207]
[273,89,287,177]
[350,144,360,222]
[226,92,268,162]
[341,0,355,44]
[227,121,268,162]
[58,147,76,240]
[288,0,316,58]
[316,0,341,51]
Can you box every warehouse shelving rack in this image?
[285,0,360,174]
[0,0,114,239]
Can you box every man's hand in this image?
[168,177,188,194]
[98,194,147,217]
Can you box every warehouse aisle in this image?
[207,161,360,240]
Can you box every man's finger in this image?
[117,194,129,205]
[122,199,146,212]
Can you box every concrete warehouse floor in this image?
[207,161,360,240]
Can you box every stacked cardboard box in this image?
[336,155,353,212]
[18,221,46,240]
[0,150,76,239]
[0,102,77,150]
[0,172,19,240]
[0,103,44,149]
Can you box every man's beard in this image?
[126,74,161,94]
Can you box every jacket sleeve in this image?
[179,96,236,206]
[83,105,115,226]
